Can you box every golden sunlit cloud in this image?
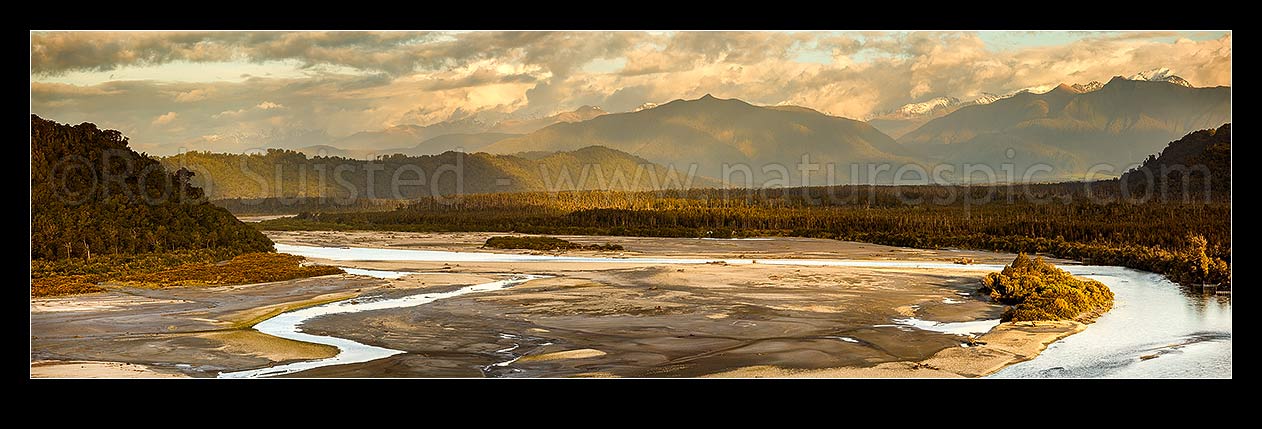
[30,30,1230,155]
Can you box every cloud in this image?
[30,31,1230,155]
[30,31,645,78]
[152,111,178,125]
[174,88,210,102]
[31,31,435,76]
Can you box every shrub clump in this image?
[484,236,624,252]
[979,253,1114,322]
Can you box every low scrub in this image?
[31,252,342,297]
[980,253,1114,322]
[118,253,343,287]
[484,236,624,252]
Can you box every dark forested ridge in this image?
[30,115,273,260]
[1119,123,1230,200]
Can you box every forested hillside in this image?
[160,145,718,200]
[31,115,272,260]
[1119,123,1230,200]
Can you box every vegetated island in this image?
[981,253,1114,322]
[484,235,624,252]
[30,115,342,297]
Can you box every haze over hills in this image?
[395,132,523,156]
[298,132,522,159]
[488,105,607,134]
[316,105,607,154]
[898,77,1230,178]
[482,94,916,185]
[161,145,718,200]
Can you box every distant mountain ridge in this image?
[483,94,915,185]
[896,77,1230,177]
[297,132,523,159]
[163,70,1231,189]
[866,68,1202,138]
[489,105,607,134]
[325,106,606,153]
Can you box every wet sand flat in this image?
[32,230,1080,378]
[30,271,499,377]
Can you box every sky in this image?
[30,30,1231,155]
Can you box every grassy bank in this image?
[31,252,343,298]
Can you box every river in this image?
[991,266,1231,378]
[224,243,1230,378]
[218,274,548,378]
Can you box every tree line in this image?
[262,183,1230,288]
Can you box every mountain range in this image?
[482,94,915,185]
[172,69,1230,188]
[900,77,1229,178]
[294,105,607,158]
[865,69,1200,139]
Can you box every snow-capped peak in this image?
[895,96,960,116]
[1129,67,1174,81]
[971,92,1004,105]
[966,85,1052,105]
[1128,68,1193,87]
[1071,81,1105,93]
[1014,84,1058,95]
[634,102,659,112]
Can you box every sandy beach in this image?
[32,231,1089,378]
